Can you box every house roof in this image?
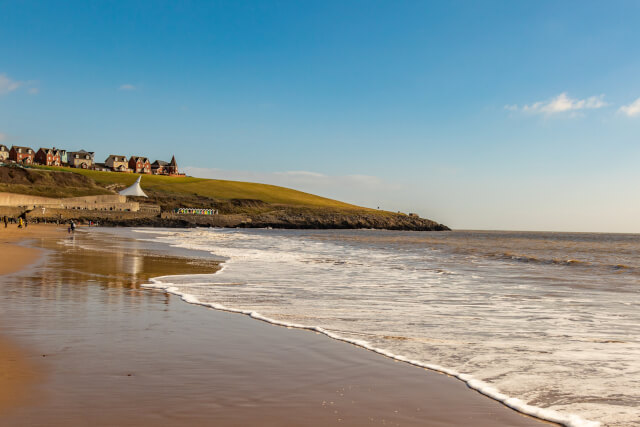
[11,146,34,153]
[152,160,168,167]
[0,145,8,151]
[106,154,127,161]
[169,155,177,166]
[38,147,62,155]
[130,156,150,163]
[69,149,94,158]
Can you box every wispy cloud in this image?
[0,133,7,141]
[0,74,22,95]
[507,92,608,115]
[185,167,386,189]
[273,170,327,179]
[182,167,395,204]
[118,84,136,91]
[269,170,385,188]
[618,97,640,117]
[0,73,39,96]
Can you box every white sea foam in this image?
[135,228,640,427]
[143,276,599,427]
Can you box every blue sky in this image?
[2,1,640,232]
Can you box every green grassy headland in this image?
[0,165,448,229]
[31,165,370,211]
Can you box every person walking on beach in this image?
[18,217,24,229]
[68,220,76,234]
[3,216,7,228]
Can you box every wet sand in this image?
[0,225,551,426]
[0,335,41,415]
[0,224,63,413]
[0,227,49,275]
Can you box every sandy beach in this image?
[0,225,59,416]
[0,225,551,426]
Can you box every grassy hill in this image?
[32,166,367,211]
[0,166,112,198]
[1,165,448,230]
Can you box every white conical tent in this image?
[119,176,148,197]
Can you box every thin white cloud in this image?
[0,73,39,96]
[510,92,608,115]
[618,97,640,117]
[185,167,385,188]
[118,84,136,91]
[182,167,393,204]
[0,74,22,95]
[274,170,327,178]
[270,170,384,187]
[0,133,6,141]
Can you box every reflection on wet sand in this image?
[0,229,548,427]
[19,232,220,307]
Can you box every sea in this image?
[129,228,639,427]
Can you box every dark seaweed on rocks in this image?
[97,210,450,231]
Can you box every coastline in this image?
[0,225,550,426]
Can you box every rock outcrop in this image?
[86,209,450,231]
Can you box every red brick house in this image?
[128,156,151,174]
[151,160,168,175]
[35,148,62,166]
[9,146,35,164]
[151,155,179,175]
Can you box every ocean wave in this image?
[142,276,600,427]
[130,227,640,426]
[493,251,636,273]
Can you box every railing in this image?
[174,208,218,215]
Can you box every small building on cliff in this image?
[91,163,111,172]
[0,145,9,162]
[68,150,95,169]
[128,156,151,174]
[105,155,130,172]
[35,148,63,166]
[57,148,68,164]
[9,146,35,165]
[151,160,168,175]
[151,156,179,175]
[167,155,179,175]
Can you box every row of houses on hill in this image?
[0,145,182,176]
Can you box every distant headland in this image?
[0,147,449,231]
